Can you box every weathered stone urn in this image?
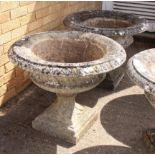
[63,10,147,90]
[8,31,126,144]
[127,48,155,108]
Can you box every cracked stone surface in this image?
[0,40,154,153]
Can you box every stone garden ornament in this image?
[64,10,147,90]
[127,48,155,151]
[8,31,126,144]
[127,48,155,108]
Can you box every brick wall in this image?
[0,1,102,106]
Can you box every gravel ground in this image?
[0,40,155,153]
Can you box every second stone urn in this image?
[64,10,147,90]
[8,31,126,144]
[127,48,155,108]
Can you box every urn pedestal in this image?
[32,93,98,144]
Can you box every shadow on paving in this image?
[101,94,155,153]
[0,66,145,153]
[0,84,58,153]
[74,145,142,154]
[0,39,154,153]
[0,83,110,153]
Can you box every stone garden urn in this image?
[127,48,155,108]
[127,48,155,150]
[8,31,126,144]
[63,10,147,90]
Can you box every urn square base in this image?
[32,94,97,144]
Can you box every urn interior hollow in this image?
[63,10,147,37]
[82,17,133,28]
[9,31,126,77]
[32,38,105,63]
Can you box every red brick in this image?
[0,87,16,107]
[1,70,15,84]
[28,18,43,32]
[0,54,9,66]
[2,18,20,33]
[36,7,50,19]
[0,46,3,56]
[0,32,11,45]
[27,2,49,13]
[4,62,15,73]
[20,1,34,6]
[11,6,27,19]
[0,2,19,12]
[20,13,36,25]
[0,11,10,24]
[11,25,27,39]
[0,85,7,96]
[0,66,5,77]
